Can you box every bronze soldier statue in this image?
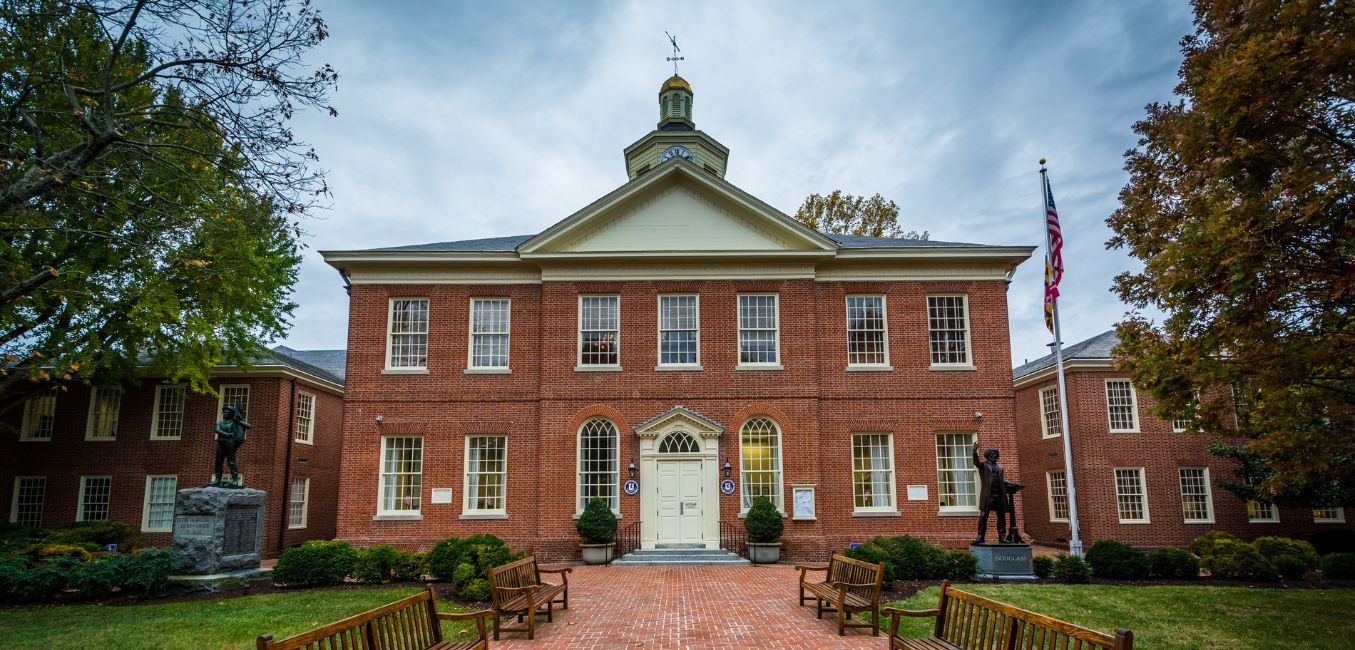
[973,440,1012,544]
[210,403,251,487]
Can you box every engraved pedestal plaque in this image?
[172,487,266,574]
[969,543,1038,581]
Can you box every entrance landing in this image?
[492,563,880,649]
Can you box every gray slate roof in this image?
[362,232,995,253]
[1012,330,1119,380]
[823,233,993,248]
[271,346,347,381]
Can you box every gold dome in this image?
[661,75,691,93]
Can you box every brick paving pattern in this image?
[492,564,881,649]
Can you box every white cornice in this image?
[1012,359,1116,389]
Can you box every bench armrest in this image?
[794,562,829,571]
[494,584,541,596]
[537,566,573,575]
[881,607,941,618]
[438,609,493,640]
[832,581,880,590]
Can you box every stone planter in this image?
[747,541,781,564]
[580,542,614,565]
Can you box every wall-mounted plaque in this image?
[792,485,816,520]
[222,507,259,556]
[907,485,929,501]
[430,489,453,504]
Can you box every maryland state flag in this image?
[1043,175,1063,334]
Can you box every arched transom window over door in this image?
[739,417,782,511]
[578,418,618,512]
[658,430,699,453]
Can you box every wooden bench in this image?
[485,555,571,640]
[255,586,493,650]
[795,553,885,636]
[883,580,1134,649]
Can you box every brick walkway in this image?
[491,563,882,649]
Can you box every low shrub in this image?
[1147,547,1199,579]
[842,535,949,584]
[45,520,143,552]
[1032,555,1055,579]
[427,535,522,600]
[842,543,894,583]
[1206,540,1278,581]
[460,578,490,602]
[391,550,428,582]
[70,555,123,599]
[743,497,783,543]
[1253,536,1320,571]
[1189,530,1239,560]
[946,550,978,581]
[1052,553,1091,584]
[0,524,42,554]
[273,540,358,587]
[1321,553,1355,580]
[8,557,79,600]
[576,497,618,544]
[352,545,401,584]
[1085,540,1150,580]
[118,547,180,596]
[1271,554,1310,581]
[24,544,93,562]
[1306,530,1355,556]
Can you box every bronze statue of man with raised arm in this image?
[973,440,1009,544]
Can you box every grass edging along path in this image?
[881,583,1355,649]
[0,585,481,650]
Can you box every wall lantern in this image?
[628,462,637,479]
[722,462,732,478]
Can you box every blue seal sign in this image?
[623,479,639,496]
[720,479,736,495]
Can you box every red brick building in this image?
[321,75,1035,562]
[2,347,345,558]
[1013,330,1353,549]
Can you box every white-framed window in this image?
[465,435,507,514]
[577,419,618,512]
[737,294,779,366]
[1105,379,1140,432]
[926,295,972,366]
[846,295,889,367]
[1114,467,1150,523]
[294,392,315,444]
[657,294,699,367]
[936,432,978,511]
[1314,507,1346,523]
[740,416,783,511]
[1046,470,1069,522]
[141,475,177,532]
[379,436,423,514]
[386,298,430,369]
[85,387,121,440]
[1040,387,1062,439]
[1171,418,1189,433]
[10,476,45,527]
[20,388,57,441]
[150,385,186,440]
[1244,477,1278,523]
[578,295,620,367]
[218,384,250,420]
[851,433,895,512]
[469,298,511,369]
[289,477,310,528]
[77,476,112,522]
[1179,467,1214,523]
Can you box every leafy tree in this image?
[1106,0,1355,504]
[0,0,335,413]
[794,190,927,239]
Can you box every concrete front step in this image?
[611,547,750,566]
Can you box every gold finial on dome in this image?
[662,74,691,93]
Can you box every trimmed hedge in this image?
[1147,547,1199,579]
[391,550,428,582]
[1085,540,1150,580]
[1271,554,1310,580]
[352,545,401,584]
[1321,553,1355,579]
[1032,555,1055,579]
[1205,540,1278,581]
[946,549,979,581]
[1052,553,1091,584]
[0,520,143,555]
[0,547,179,601]
[427,535,522,602]
[1253,536,1320,571]
[576,497,618,544]
[844,535,950,584]
[1189,530,1239,560]
[273,540,358,587]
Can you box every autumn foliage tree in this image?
[794,190,927,239]
[1106,0,1355,505]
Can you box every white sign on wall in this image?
[430,489,453,504]
[791,485,816,520]
[906,485,929,502]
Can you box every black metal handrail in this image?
[719,520,747,559]
[613,520,641,564]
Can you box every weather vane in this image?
[665,31,684,76]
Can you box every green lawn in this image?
[882,584,1355,649]
[0,586,482,650]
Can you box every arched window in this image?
[577,418,618,511]
[658,431,699,454]
[739,417,782,511]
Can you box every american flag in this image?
[1043,175,1063,334]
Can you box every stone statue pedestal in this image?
[172,487,266,574]
[970,543,1037,580]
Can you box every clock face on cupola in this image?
[660,146,694,163]
[622,72,731,180]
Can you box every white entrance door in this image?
[656,459,704,544]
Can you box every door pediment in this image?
[635,405,724,440]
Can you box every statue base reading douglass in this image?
[969,542,1037,580]
[172,487,266,574]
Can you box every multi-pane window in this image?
[658,295,699,366]
[1040,387,1062,438]
[20,388,57,440]
[936,433,978,511]
[740,417,783,511]
[142,475,177,532]
[737,294,779,365]
[289,477,309,528]
[1046,470,1069,522]
[846,296,888,366]
[1313,507,1346,523]
[1171,419,1189,433]
[219,385,250,420]
[86,387,121,440]
[577,419,618,511]
[294,392,315,443]
[151,385,186,440]
[379,436,423,514]
[578,296,620,366]
[1114,468,1149,523]
[387,298,429,369]
[469,298,511,369]
[927,295,971,366]
[1179,468,1213,523]
[851,433,895,511]
[10,477,45,527]
[465,436,507,514]
[1245,476,1278,523]
[78,476,112,522]
[1105,380,1139,432]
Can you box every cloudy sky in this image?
[279,0,1194,368]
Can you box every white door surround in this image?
[635,406,724,549]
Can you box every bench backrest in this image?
[487,555,540,608]
[932,581,1133,650]
[827,553,884,603]
[256,586,443,650]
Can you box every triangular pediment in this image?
[634,405,725,439]
[519,161,838,256]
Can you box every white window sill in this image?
[937,509,979,517]
[1248,519,1280,524]
[288,524,307,530]
[575,365,622,372]
[1184,520,1215,525]
[465,368,511,375]
[19,438,51,442]
[1041,434,1062,440]
[84,437,118,442]
[1117,520,1152,525]
[1110,430,1141,435]
[460,513,509,520]
[383,368,429,375]
[852,510,900,517]
[150,437,182,442]
[142,528,172,534]
[655,365,703,371]
[735,364,783,371]
[1050,519,1070,524]
[846,365,894,372]
[929,364,976,372]
[791,515,817,521]
[372,513,423,521]
[293,439,313,446]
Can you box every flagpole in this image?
[1040,160,1084,558]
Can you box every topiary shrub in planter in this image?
[946,549,979,581]
[1085,540,1150,580]
[1032,555,1055,579]
[576,497,618,565]
[1052,553,1091,584]
[744,496,783,563]
[273,540,358,587]
[1189,530,1239,561]
[1321,553,1355,580]
[1148,547,1199,579]
[1205,540,1278,581]
[352,545,401,583]
[1253,536,1320,572]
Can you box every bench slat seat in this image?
[487,555,571,640]
[256,586,492,650]
[795,554,885,636]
